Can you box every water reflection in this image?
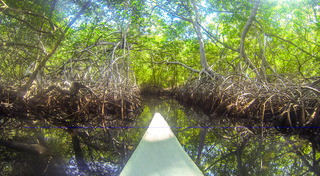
[0,97,319,175]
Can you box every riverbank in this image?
[0,81,142,128]
[141,76,320,150]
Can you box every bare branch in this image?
[155,5,193,23]
[191,0,209,71]
[0,0,7,8]
[198,23,239,52]
[0,6,49,19]
[1,42,45,52]
[154,60,200,73]
[266,33,319,60]
[4,12,53,35]
[21,0,92,93]
[240,0,260,58]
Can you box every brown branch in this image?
[266,33,319,60]
[240,0,260,58]
[0,42,44,51]
[20,0,92,93]
[1,6,57,31]
[0,139,47,155]
[155,5,193,23]
[239,0,260,75]
[154,60,200,73]
[4,12,53,35]
[1,7,49,19]
[198,23,239,52]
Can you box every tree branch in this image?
[239,0,260,75]
[155,5,193,23]
[1,42,44,52]
[198,22,239,52]
[153,60,200,73]
[0,0,7,8]
[20,0,92,93]
[240,0,260,58]
[4,12,53,35]
[0,6,49,19]
[266,33,319,60]
[191,0,209,71]
[1,6,58,31]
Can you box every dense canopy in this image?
[1,0,319,88]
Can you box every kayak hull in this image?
[120,113,203,176]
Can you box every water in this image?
[0,97,319,175]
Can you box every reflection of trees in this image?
[198,124,320,176]
[0,126,128,175]
[68,129,90,173]
[1,97,319,175]
[196,128,207,165]
[175,103,320,175]
[68,127,130,175]
[0,129,68,175]
[286,137,320,176]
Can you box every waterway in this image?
[0,97,319,175]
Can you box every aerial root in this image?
[0,81,142,128]
[175,76,320,141]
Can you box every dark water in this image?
[0,97,319,175]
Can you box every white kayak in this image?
[120,113,203,176]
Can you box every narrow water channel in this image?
[0,96,318,175]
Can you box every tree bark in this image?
[191,0,210,72]
[239,0,260,76]
[156,1,214,75]
[254,20,277,81]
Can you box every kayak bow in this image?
[120,113,203,176]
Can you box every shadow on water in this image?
[0,96,319,175]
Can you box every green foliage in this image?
[0,0,319,87]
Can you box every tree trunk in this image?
[191,0,209,71]
[69,129,90,173]
[196,128,207,165]
[0,139,47,155]
[239,0,260,77]
[255,20,277,81]
[156,1,215,76]
[236,138,249,176]
[20,0,91,94]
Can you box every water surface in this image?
[0,97,318,175]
